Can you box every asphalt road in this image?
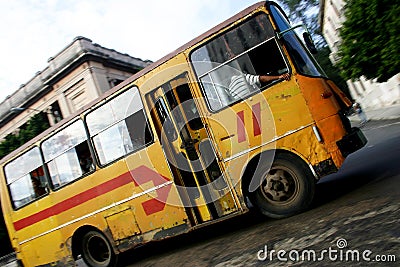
[115,119,399,267]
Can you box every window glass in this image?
[86,88,152,165]
[269,5,326,77]
[5,147,42,183]
[191,14,275,76]
[42,120,94,189]
[41,120,87,162]
[47,149,82,188]
[190,14,275,76]
[86,89,143,136]
[92,121,129,164]
[175,82,203,131]
[4,147,48,209]
[191,14,289,111]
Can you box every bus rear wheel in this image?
[81,230,117,267]
[249,154,315,219]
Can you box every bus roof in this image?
[0,1,267,165]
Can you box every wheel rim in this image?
[260,166,299,205]
[83,233,112,266]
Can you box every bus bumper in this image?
[336,127,367,157]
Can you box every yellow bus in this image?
[0,2,366,266]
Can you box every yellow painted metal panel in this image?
[106,209,141,241]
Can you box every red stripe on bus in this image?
[13,172,133,231]
[130,166,172,215]
[252,103,262,137]
[237,110,246,143]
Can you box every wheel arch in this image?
[241,149,315,199]
[71,225,117,261]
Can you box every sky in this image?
[0,0,260,103]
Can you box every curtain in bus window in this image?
[42,120,93,189]
[86,88,152,165]
[4,147,47,209]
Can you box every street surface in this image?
[116,119,399,267]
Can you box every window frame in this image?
[190,12,291,113]
[268,3,327,78]
[85,86,154,167]
[41,119,95,190]
[4,146,49,210]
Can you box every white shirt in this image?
[228,74,261,99]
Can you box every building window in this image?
[49,101,63,124]
[330,0,341,18]
[64,79,87,112]
[109,78,124,88]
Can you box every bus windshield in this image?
[269,4,326,78]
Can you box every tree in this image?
[279,0,351,97]
[0,113,50,159]
[279,0,326,47]
[338,0,400,82]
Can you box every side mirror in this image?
[278,25,318,54]
[303,32,317,54]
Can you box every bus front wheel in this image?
[249,154,315,219]
[81,230,117,267]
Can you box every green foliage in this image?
[338,0,400,82]
[279,0,319,23]
[315,46,351,99]
[279,0,325,47]
[0,113,50,159]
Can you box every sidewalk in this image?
[349,104,400,122]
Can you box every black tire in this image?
[249,154,315,219]
[81,230,117,267]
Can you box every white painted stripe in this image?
[19,181,173,245]
[223,124,313,162]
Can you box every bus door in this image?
[146,73,238,225]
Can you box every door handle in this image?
[220,134,235,141]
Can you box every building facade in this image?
[0,36,151,141]
[319,0,400,109]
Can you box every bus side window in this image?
[125,111,153,149]
[86,87,153,165]
[42,120,93,189]
[4,147,48,209]
[191,13,288,111]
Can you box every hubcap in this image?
[261,168,297,203]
